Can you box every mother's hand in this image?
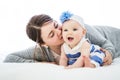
[100,48,112,66]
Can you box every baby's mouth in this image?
[67,37,74,42]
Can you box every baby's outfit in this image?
[63,38,105,67]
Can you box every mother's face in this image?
[41,21,64,47]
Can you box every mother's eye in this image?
[50,32,54,38]
[48,31,54,38]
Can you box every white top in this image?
[63,37,87,54]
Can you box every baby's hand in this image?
[65,65,82,69]
[83,56,95,68]
[64,65,74,69]
[65,57,84,69]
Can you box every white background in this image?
[0,0,120,62]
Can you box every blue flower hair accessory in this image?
[60,11,73,23]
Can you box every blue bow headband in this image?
[60,11,85,28]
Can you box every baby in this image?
[59,11,105,68]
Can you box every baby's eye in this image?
[73,28,77,31]
[64,29,68,32]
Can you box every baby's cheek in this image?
[76,35,82,40]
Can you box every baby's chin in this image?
[67,42,76,47]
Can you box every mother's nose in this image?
[58,25,62,30]
[56,26,62,35]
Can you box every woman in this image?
[4,14,115,67]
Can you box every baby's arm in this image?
[67,56,84,68]
[74,43,97,68]
[65,41,90,69]
[80,41,90,57]
[59,46,68,67]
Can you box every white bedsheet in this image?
[0,57,120,80]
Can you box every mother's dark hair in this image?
[26,14,53,44]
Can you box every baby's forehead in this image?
[62,23,82,29]
[63,19,81,26]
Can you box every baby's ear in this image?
[83,28,86,35]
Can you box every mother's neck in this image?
[49,45,61,55]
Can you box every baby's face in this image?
[62,20,86,48]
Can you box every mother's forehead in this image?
[41,21,54,35]
[42,20,53,26]
[42,20,58,28]
[42,21,54,29]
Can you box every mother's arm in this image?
[84,24,115,65]
[4,46,56,63]
[85,24,115,58]
[3,46,36,62]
